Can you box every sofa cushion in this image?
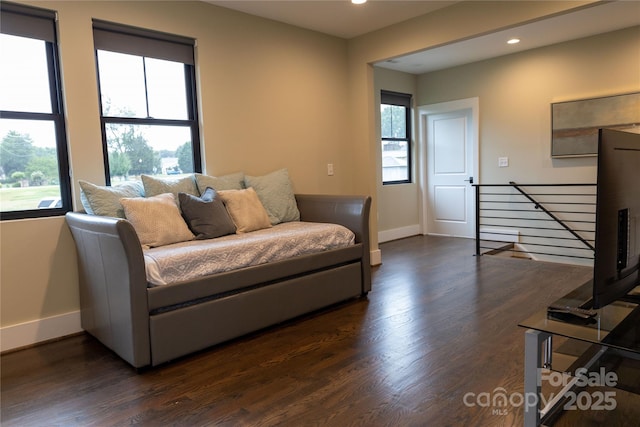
[144,221,357,287]
[244,168,300,225]
[218,188,272,233]
[195,172,245,193]
[179,187,236,239]
[141,174,199,201]
[121,193,194,248]
[78,179,144,218]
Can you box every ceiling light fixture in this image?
[352,0,367,4]
[507,38,521,45]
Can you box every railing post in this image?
[474,184,481,256]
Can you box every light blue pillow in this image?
[195,172,245,194]
[78,180,145,218]
[141,174,198,201]
[244,169,300,225]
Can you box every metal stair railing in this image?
[474,183,596,265]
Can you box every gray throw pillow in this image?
[178,187,236,239]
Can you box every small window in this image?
[0,2,72,220]
[93,20,201,185]
[381,90,412,184]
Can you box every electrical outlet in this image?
[498,157,509,168]
[327,163,334,176]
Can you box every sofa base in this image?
[149,262,363,366]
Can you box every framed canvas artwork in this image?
[551,92,640,157]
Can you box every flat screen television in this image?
[591,127,640,309]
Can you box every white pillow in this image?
[121,193,194,248]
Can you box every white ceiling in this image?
[206,0,457,39]
[378,1,640,74]
[207,0,640,75]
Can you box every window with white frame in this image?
[0,2,71,220]
[93,20,201,185]
[380,90,412,184]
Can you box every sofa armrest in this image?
[65,212,150,368]
[295,194,372,293]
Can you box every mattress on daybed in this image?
[144,221,355,286]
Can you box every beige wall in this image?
[416,26,640,186]
[373,26,640,241]
[373,67,420,240]
[351,1,598,244]
[1,0,605,345]
[1,1,351,333]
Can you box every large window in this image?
[381,90,412,184]
[0,2,71,220]
[93,20,201,185]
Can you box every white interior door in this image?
[419,98,478,238]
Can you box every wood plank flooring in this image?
[2,235,639,426]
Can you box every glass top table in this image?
[519,280,640,355]
[519,281,640,426]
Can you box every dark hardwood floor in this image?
[2,235,638,426]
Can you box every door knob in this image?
[464,177,474,184]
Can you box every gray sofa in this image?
[65,194,371,369]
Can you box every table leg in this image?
[524,329,551,427]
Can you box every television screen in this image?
[592,127,640,308]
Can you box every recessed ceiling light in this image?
[352,0,367,4]
[507,38,521,45]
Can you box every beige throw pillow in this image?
[218,188,272,233]
[121,193,194,248]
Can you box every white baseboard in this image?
[370,249,382,266]
[1,310,82,352]
[378,224,421,244]
[1,247,388,351]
